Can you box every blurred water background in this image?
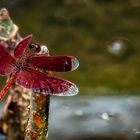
[0,0,140,139]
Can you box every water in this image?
[48,95,140,140]
[0,135,5,140]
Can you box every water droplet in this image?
[101,112,110,121]
[108,39,126,55]
[107,38,132,59]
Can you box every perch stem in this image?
[25,92,50,140]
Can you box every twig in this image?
[25,93,50,140]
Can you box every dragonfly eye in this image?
[29,42,41,53]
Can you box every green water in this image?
[1,0,140,94]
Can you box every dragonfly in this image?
[0,34,79,101]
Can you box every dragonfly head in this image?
[29,42,41,53]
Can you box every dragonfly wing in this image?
[0,44,15,75]
[16,68,78,96]
[14,34,32,58]
[27,56,79,72]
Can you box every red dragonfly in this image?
[0,34,79,101]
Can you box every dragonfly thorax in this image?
[15,57,27,71]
